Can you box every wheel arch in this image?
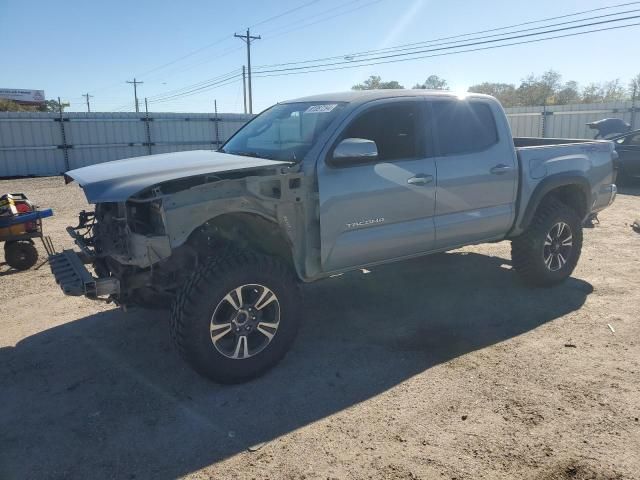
[185,211,300,275]
[518,172,591,232]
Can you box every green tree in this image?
[629,73,640,100]
[516,70,562,106]
[581,83,603,103]
[352,75,404,90]
[413,75,448,90]
[467,82,517,106]
[601,79,626,102]
[0,98,69,112]
[555,81,581,105]
[40,99,69,112]
[0,99,31,112]
[581,80,627,103]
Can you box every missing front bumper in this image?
[49,250,119,297]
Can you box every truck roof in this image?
[282,89,493,105]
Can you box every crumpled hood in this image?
[66,150,292,203]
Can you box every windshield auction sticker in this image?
[304,104,338,114]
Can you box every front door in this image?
[317,98,437,272]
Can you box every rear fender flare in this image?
[518,172,591,232]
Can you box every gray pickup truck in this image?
[49,90,617,383]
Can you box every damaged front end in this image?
[49,152,310,308]
[50,199,174,305]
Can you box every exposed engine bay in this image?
[58,162,311,308]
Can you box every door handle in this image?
[490,164,513,175]
[407,174,434,186]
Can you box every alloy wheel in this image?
[543,221,573,272]
[209,284,281,359]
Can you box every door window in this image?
[432,101,498,156]
[341,103,421,161]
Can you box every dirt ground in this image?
[0,176,639,480]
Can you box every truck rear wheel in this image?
[170,251,300,384]
[511,198,583,287]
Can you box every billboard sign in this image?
[0,89,46,103]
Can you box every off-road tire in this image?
[511,198,583,287]
[170,250,300,384]
[4,240,38,271]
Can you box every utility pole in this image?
[126,78,144,113]
[234,29,260,114]
[631,83,638,130]
[82,93,93,112]
[241,65,247,114]
[144,98,152,155]
[57,97,69,170]
[214,99,220,147]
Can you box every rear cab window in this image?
[431,100,499,156]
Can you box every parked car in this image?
[587,118,631,139]
[610,129,640,182]
[49,90,618,383]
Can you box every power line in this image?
[250,0,321,28]
[252,14,640,75]
[149,76,243,104]
[137,0,384,108]
[255,2,640,69]
[141,46,244,84]
[96,1,640,110]
[135,37,233,79]
[146,68,241,100]
[260,0,383,39]
[131,0,325,81]
[148,71,242,102]
[112,102,134,112]
[138,12,640,108]
[140,0,381,87]
[253,21,640,79]
[146,1,635,108]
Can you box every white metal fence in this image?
[504,100,639,139]
[0,111,253,177]
[1,100,638,177]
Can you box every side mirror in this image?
[330,138,378,166]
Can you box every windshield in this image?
[221,101,346,161]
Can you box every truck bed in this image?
[509,137,616,236]
[513,137,595,148]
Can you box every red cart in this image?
[0,193,54,271]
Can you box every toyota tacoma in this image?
[49,90,618,383]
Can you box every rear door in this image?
[430,99,518,249]
[317,98,437,272]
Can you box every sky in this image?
[1,0,638,113]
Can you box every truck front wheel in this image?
[511,198,583,287]
[170,251,300,384]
